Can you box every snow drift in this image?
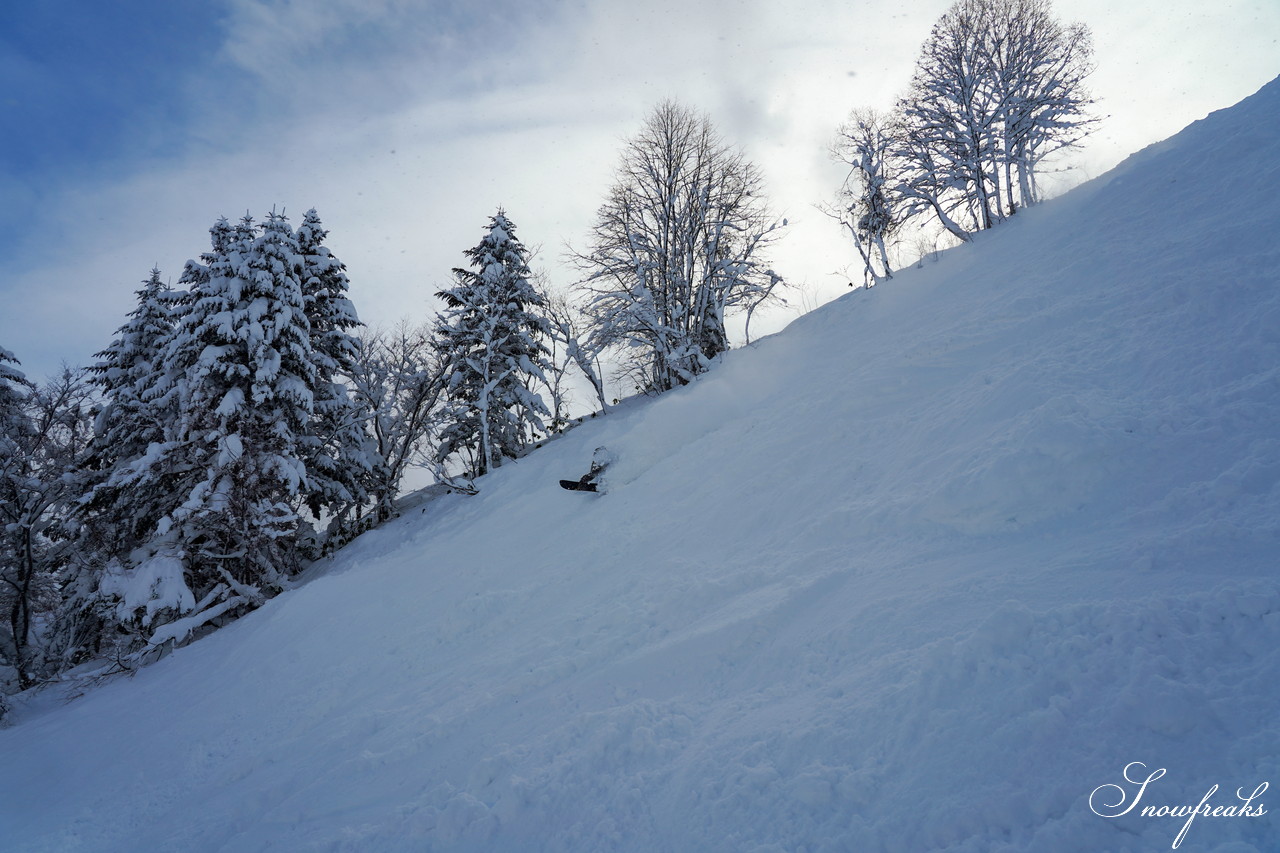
[3,78,1279,852]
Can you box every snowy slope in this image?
[4,78,1279,852]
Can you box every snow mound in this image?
[2,78,1279,852]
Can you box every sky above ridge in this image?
[1,0,1277,383]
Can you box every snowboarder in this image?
[560,447,615,493]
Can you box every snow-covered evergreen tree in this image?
[0,347,35,686]
[0,347,29,448]
[434,211,551,477]
[100,213,317,638]
[293,209,375,538]
[80,268,175,555]
[170,210,315,600]
[85,225,238,598]
[88,267,173,420]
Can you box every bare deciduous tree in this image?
[349,321,448,520]
[826,108,905,286]
[574,101,786,393]
[986,0,1096,209]
[543,292,611,416]
[1,362,95,690]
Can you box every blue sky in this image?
[3,2,220,175]
[2,0,1278,383]
[2,3,229,242]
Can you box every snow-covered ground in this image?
[4,78,1279,852]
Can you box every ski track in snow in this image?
[3,78,1280,852]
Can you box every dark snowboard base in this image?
[559,479,600,492]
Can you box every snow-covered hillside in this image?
[4,78,1279,852]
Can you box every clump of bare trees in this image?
[0,358,95,691]
[831,0,1097,282]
